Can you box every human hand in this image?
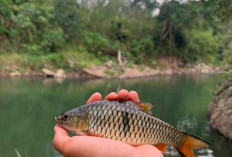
[53,89,163,157]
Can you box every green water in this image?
[0,75,231,157]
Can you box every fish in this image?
[55,100,210,157]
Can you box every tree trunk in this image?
[117,48,123,71]
[169,22,172,54]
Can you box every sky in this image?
[152,0,199,16]
[156,0,197,4]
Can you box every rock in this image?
[10,71,21,76]
[41,68,55,77]
[104,60,113,68]
[165,69,173,75]
[56,77,64,84]
[55,69,66,78]
[67,60,74,68]
[201,68,210,73]
[209,76,232,139]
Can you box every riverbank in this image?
[0,53,224,78]
[0,62,223,78]
[209,74,232,140]
[82,63,222,78]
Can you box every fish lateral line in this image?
[56,100,210,157]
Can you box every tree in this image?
[213,0,232,21]
[54,0,81,39]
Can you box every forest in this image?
[0,0,232,74]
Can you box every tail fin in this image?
[177,133,210,157]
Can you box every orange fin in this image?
[84,131,102,137]
[155,144,168,152]
[135,102,153,114]
[75,130,88,136]
[177,133,210,157]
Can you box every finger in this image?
[53,125,70,154]
[105,92,118,101]
[134,144,163,157]
[128,91,140,102]
[86,92,102,103]
[64,136,134,157]
[118,89,129,101]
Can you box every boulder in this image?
[209,75,232,139]
[104,60,114,68]
[165,69,173,75]
[10,71,21,76]
[41,68,55,77]
[55,69,66,78]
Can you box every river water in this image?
[0,75,231,157]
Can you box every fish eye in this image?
[62,113,71,121]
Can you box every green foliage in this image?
[0,0,231,70]
[110,16,129,42]
[152,0,226,63]
[131,38,155,57]
[82,32,110,55]
[0,46,104,73]
[41,28,65,52]
[183,29,221,62]
[130,37,156,63]
[0,0,65,54]
[104,70,116,76]
[54,0,81,38]
[213,0,232,21]
[155,1,198,56]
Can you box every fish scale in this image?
[55,100,210,157]
[84,101,176,146]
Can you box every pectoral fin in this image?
[83,131,102,137]
[75,130,88,136]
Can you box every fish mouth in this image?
[54,116,58,122]
[54,116,63,125]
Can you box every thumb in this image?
[53,125,70,154]
[134,144,163,157]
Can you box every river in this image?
[0,75,231,157]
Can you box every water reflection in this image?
[177,117,198,130]
[0,75,231,157]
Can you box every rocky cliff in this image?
[209,76,232,139]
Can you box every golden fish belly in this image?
[83,101,185,147]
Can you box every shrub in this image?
[41,28,65,52]
[54,0,80,38]
[131,37,155,59]
[183,29,222,62]
[82,32,110,55]
[1,2,65,54]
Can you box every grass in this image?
[0,45,105,74]
[138,67,145,72]
[104,70,116,76]
[15,148,22,157]
[0,44,225,75]
[104,68,124,76]
[197,53,227,67]
[14,148,29,157]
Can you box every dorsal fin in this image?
[135,102,153,114]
